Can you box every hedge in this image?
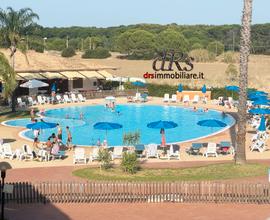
[61,47,76,57]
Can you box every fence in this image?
[1,181,270,204]
[81,89,142,99]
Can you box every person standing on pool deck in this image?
[66,126,72,150]
[57,123,62,141]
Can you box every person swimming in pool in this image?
[79,112,84,120]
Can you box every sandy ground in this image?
[5,203,270,220]
[1,97,269,169]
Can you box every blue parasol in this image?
[197,119,227,128]
[258,116,266,132]
[93,122,123,142]
[178,84,183,92]
[26,121,57,130]
[201,85,207,94]
[249,108,270,115]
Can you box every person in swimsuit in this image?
[66,126,72,150]
[56,123,62,141]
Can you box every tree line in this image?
[1,20,270,58]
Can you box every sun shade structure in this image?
[17,72,46,80]
[249,108,270,115]
[26,121,57,130]
[59,71,86,79]
[258,116,266,132]
[197,119,227,128]
[39,72,67,79]
[93,122,123,130]
[97,70,113,79]
[78,71,105,79]
[225,85,239,92]
[20,79,49,89]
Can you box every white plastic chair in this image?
[204,143,218,157]
[163,94,170,102]
[171,94,177,103]
[250,140,266,153]
[133,93,141,102]
[78,94,86,102]
[73,148,87,164]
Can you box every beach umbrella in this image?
[225,85,239,99]
[132,81,146,92]
[258,116,266,132]
[26,121,57,130]
[93,122,123,142]
[20,79,49,89]
[248,91,268,96]
[147,120,178,147]
[252,99,270,106]
[249,108,270,115]
[197,119,227,128]
[178,84,183,92]
[201,84,207,94]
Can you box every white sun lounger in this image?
[21,144,34,161]
[2,143,15,159]
[56,95,64,103]
[63,95,71,103]
[89,148,99,162]
[111,147,123,160]
[183,95,190,103]
[171,94,177,103]
[37,95,45,105]
[204,143,218,157]
[250,140,266,153]
[78,94,86,102]
[73,148,87,164]
[133,93,141,102]
[71,93,78,103]
[167,144,180,160]
[17,97,26,108]
[146,143,159,159]
[192,95,199,104]
[163,94,170,102]
[28,97,37,106]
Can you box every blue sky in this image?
[1,0,269,27]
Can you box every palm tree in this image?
[0,52,16,100]
[235,0,253,164]
[0,7,39,111]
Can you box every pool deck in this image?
[1,97,269,169]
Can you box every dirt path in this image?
[5,203,270,220]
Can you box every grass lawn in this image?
[0,106,37,122]
[73,163,268,182]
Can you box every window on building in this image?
[73,78,83,89]
[93,81,97,86]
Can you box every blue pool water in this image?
[4,105,235,146]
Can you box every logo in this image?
[152,50,194,72]
[143,50,204,80]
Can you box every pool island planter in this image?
[2,181,270,204]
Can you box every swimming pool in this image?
[4,105,235,146]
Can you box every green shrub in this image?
[123,131,140,146]
[97,148,112,170]
[121,152,139,174]
[225,64,238,83]
[61,47,76,57]
[30,42,44,53]
[207,41,224,56]
[82,48,111,59]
